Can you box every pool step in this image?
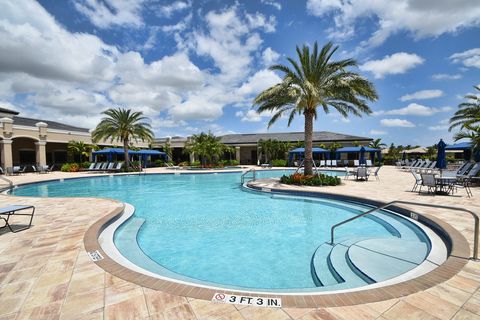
[311,236,428,290]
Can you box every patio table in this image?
[434,176,457,195]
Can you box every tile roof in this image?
[219,131,372,144]
[13,116,90,133]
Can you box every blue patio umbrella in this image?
[402,151,406,161]
[359,146,366,165]
[436,139,447,170]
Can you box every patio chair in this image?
[106,162,115,171]
[332,160,337,167]
[411,170,422,192]
[455,162,480,197]
[419,173,436,194]
[320,160,325,167]
[109,162,124,172]
[326,160,332,167]
[372,166,381,180]
[8,166,26,175]
[86,163,96,171]
[354,160,360,167]
[356,167,369,181]
[366,159,373,167]
[0,205,35,233]
[343,167,355,180]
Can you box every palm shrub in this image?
[254,41,378,175]
[92,108,154,169]
[184,132,231,167]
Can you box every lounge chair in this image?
[353,160,360,167]
[454,163,480,197]
[8,166,25,175]
[106,162,115,171]
[332,160,337,167]
[0,205,35,233]
[326,160,331,167]
[109,162,123,172]
[86,163,96,171]
[356,167,369,181]
[366,160,373,167]
[320,160,325,167]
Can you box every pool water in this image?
[12,170,429,291]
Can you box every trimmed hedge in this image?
[280,173,341,186]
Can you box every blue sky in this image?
[1,0,479,146]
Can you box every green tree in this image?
[184,132,231,167]
[368,138,387,149]
[92,108,154,169]
[449,85,480,131]
[258,139,291,163]
[163,140,173,162]
[67,141,95,162]
[254,42,378,175]
[454,124,480,156]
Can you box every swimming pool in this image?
[12,170,446,293]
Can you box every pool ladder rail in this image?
[241,168,256,184]
[330,200,479,260]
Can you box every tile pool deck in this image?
[0,166,479,319]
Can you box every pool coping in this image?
[82,176,471,308]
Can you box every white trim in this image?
[12,125,37,131]
[47,128,91,136]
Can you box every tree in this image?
[184,132,231,167]
[454,124,480,156]
[163,140,173,162]
[254,41,378,175]
[449,85,480,131]
[67,141,95,162]
[368,138,386,149]
[258,139,291,163]
[92,108,154,169]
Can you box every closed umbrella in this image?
[436,139,447,170]
[359,146,366,165]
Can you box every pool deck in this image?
[1,166,480,319]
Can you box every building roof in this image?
[13,116,90,133]
[0,107,19,115]
[219,131,372,144]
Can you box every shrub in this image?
[154,159,164,167]
[280,173,341,186]
[229,159,239,166]
[271,159,287,167]
[61,163,80,172]
[190,160,201,167]
[60,163,71,172]
[178,161,189,167]
[81,161,91,168]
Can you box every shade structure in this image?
[335,146,382,163]
[93,148,167,165]
[436,139,447,170]
[288,147,329,164]
[137,149,168,166]
[445,141,476,161]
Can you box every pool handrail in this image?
[241,168,256,184]
[330,200,479,260]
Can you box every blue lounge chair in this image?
[0,205,35,233]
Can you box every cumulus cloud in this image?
[432,73,462,80]
[262,47,280,66]
[73,0,145,29]
[306,0,480,49]
[236,110,262,122]
[261,0,282,10]
[157,1,191,18]
[377,103,452,116]
[369,130,387,135]
[399,90,443,101]
[450,48,480,69]
[236,69,281,97]
[360,53,424,79]
[380,119,415,127]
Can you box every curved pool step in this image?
[329,241,373,286]
[347,238,428,282]
[369,211,424,241]
[311,243,338,286]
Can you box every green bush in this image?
[229,159,239,166]
[271,159,287,167]
[81,161,91,168]
[154,159,164,167]
[60,163,71,172]
[280,173,341,186]
[190,160,201,167]
[178,161,189,167]
[61,163,80,172]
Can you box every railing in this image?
[0,175,14,191]
[330,200,479,260]
[241,168,256,184]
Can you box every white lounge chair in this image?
[331,160,337,167]
[326,160,332,167]
[354,160,360,167]
[320,160,325,167]
[366,159,373,167]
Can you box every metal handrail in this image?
[330,200,479,260]
[0,175,13,188]
[241,168,256,184]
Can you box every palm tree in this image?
[184,132,231,167]
[368,138,386,149]
[92,108,154,169]
[254,42,378,175]
[449,85,480,131]
[67,141,95,162]
[454,124,480,156]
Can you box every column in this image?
[0,139,13,169]
[189,152,195,163]
[35,141,47,167]
[235,147,240,163]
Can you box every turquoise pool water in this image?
[12,170,428,291]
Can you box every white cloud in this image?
[400,90,443,101]
[450,48,480,69]
[379,103,452,116]
[261,0,282,10]
[236,110,262,122]
[360,53,424,79]
[245,12,277,33]
[306,0,480,49]
[237,69,281,97]
[73,0,145,29]
[262,47,280,66]
[369,130,387,135]
[380,119,415,127]
[428,125,449,131]
[432,73,462,80]
[157,1,191,18]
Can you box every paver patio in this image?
[0,166,479,319]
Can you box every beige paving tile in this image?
[283,307,316,319]
[0,296,26,316]
[104,295,149,320]
[60,289,104,319]
[105,281,144,306]
[404,291,460,320]
[299,308,340,320]
[327,304,380,320]
[452,309,480,320]
[426,282,472,307]
[463,294,480,316]
[16,301,62,320]
[161,303,196,320]
[190,299,238,319]
[143,288,188,315]
[23,282,69,308]
[239,307,290,320]
[382,301,440,320]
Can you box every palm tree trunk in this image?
[123,139,130,170]
[304,110,314,175]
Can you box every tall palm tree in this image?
[92,108,154,169]
[368,138,386,149]
[254,42,378,175]
[184,132,231,166]
[449,85,480,131]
